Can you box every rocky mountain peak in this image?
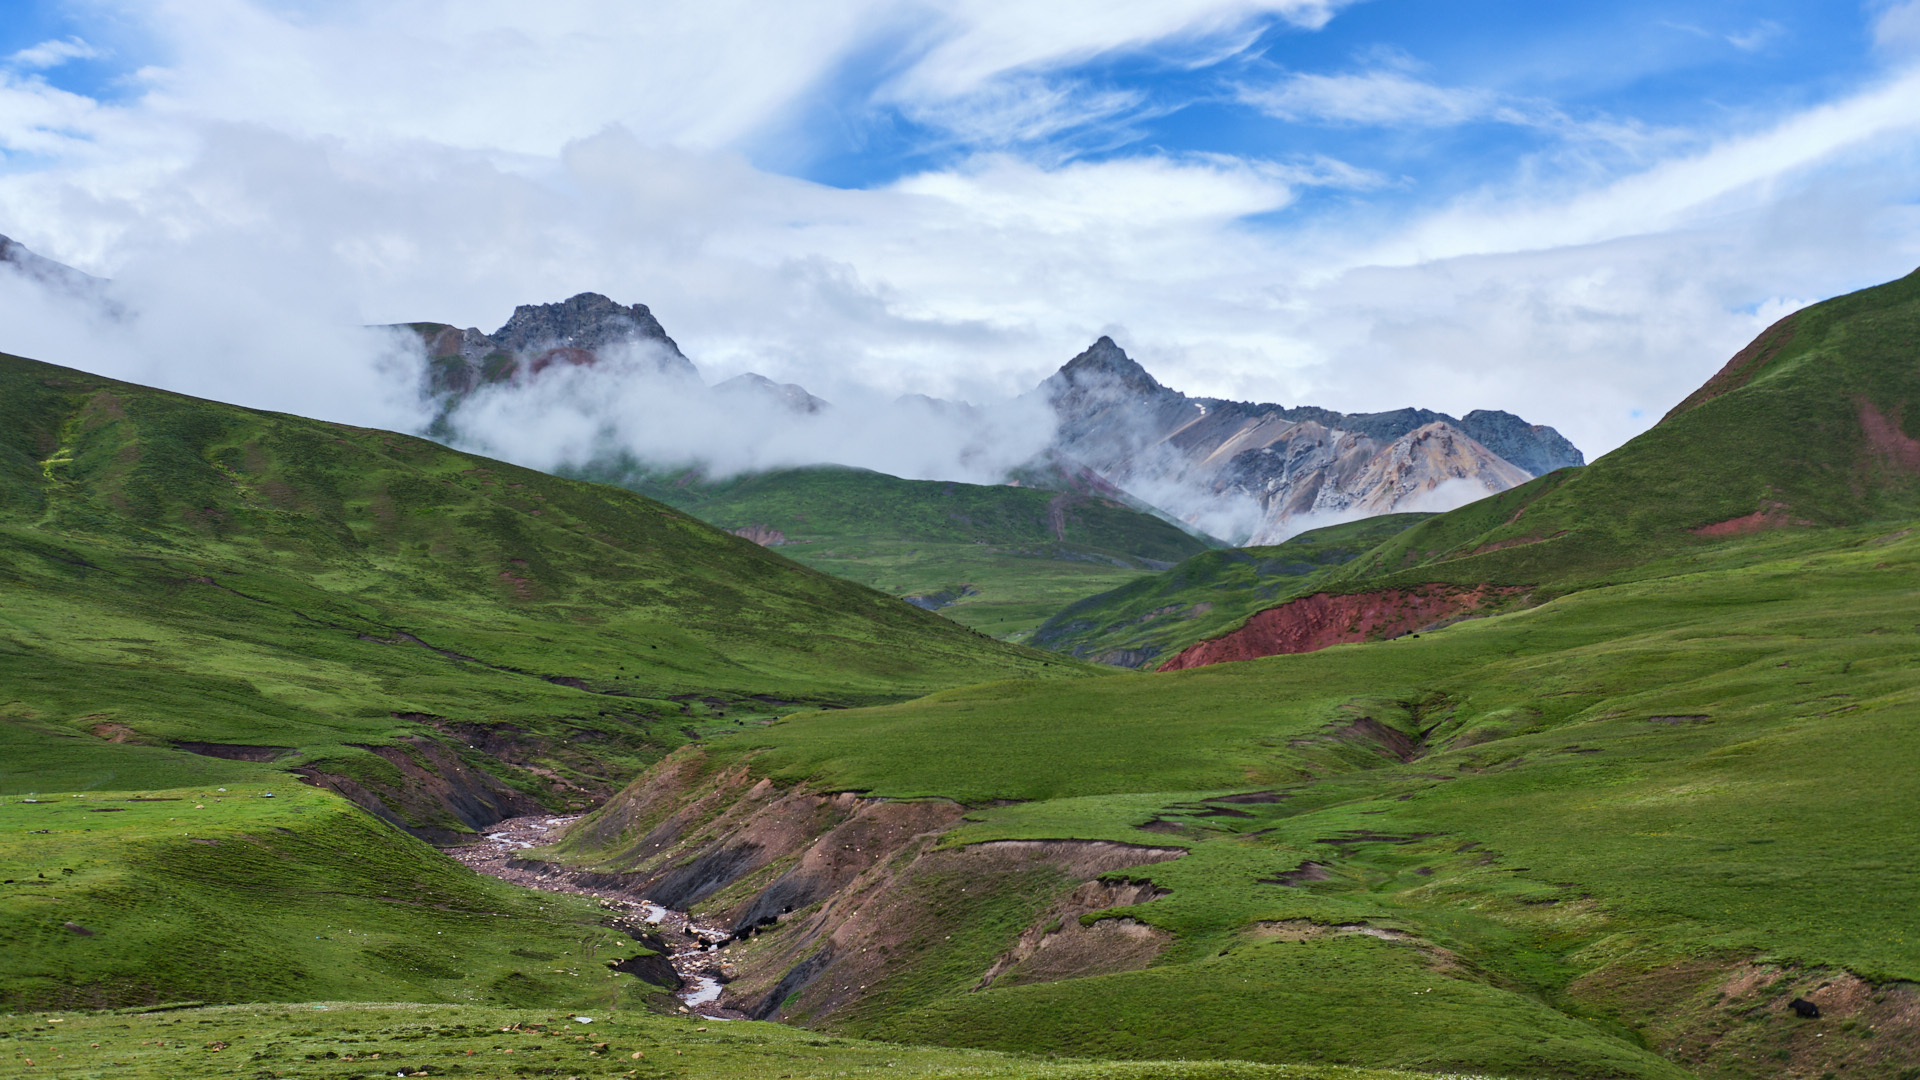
[0,233,113,303]
[1044,336,1165,407]
[492,292,686,361]
[1458,408,1585,476]
[1030,338,1584,542]
[412,291,701,404]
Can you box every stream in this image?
[443,813,746,1019]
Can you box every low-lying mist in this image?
[0,258,1063,494]
[0,244,435,438]
[439,341,1061,486]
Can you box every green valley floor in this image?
[543,523,1920,1080]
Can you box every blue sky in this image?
[787,1,1873,193]
[1,1,1918,462]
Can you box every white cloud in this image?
[1726,20,1784,52]
[445,345,1059,484]
[77,0,1353,160]
[0,70,113,156]
[887,76,1150,154]
[7,37,103,70]
[0,0,1917,488]
[1661,18,1785,54]
[1876,0,1920,56]
[1373,66,1920,266]
[1239,68,1497,126]
[884,0,1355,101]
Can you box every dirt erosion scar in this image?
[1158,585,1527,670]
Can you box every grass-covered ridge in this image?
[0,1002,1470,1080]
[1329,266,1920,593]
[580,463,1216,638]
[1030,513,1432,665]
[0,348,1087,1012]
[0,781,652,1012]
[0,351,1084,831]
[556,521,1920,1078]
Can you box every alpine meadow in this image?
[4,4,1920,1080]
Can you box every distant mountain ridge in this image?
[1036,336,1580,542]
[402,292,1582,543]
[0,232,1583,543]
[409,293,699,398]
[0,232,119,313]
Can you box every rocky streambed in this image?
[442,813,748,1019]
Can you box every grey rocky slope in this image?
[0,233,119,313]
[404,292,1581,543]
[1034,336,1581,542]
[409,292,699,399]
[0,234,1581,544]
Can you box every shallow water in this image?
[682,975,724,1006]
[447,813,743,1019]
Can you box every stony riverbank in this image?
[442,813,748,1019]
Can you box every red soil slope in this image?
[1157,584,1526,671]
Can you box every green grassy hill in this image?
[540,270,1920,1079]
[556,521,1920,1080]
[1030,514,1431,666]
[12,268,1920,1078]
[1327,266,1920,594]
[0,350,1083,1010]
[584,464,1216,638]
[2,1002,1476,1080]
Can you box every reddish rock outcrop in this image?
[1857,397,1920,473]
[1156,584,1527,671]
[1690,501,1811,537]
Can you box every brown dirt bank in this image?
[541,748,1187,1026]
[1157,584,1530,671]
[1690,500,1812,537]
[295,736,543,845]
[1569,955,1920,1080]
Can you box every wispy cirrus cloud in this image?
[1659,18,1784,53]
[1237,66,1498,126]
[6,36,103,70]
[1726,19,1784,51]
[0,0,1918,475]
[1875,0,1920,56]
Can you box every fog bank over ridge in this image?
[0,238,1587,543]
[442,340,1061,488]
[414,291,1584,543]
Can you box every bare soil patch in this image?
[979,878,1171,989]
[1569,955,1920,1080]
[1158,584,1529,670]
[1691,501,1809,537]
[1857,396,1920,473]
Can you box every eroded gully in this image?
[442,813,747,1019]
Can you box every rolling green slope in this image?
[0,350,1083,1010]
[544,271,1920,1079]
[579,464,1216,638]
[1029,514,1431,665]
[0,351,1073,811]
[0,780,646,1012]
[568,524,1920,1078]
[1328,266,1920,594]
[3,1002,1461,1080]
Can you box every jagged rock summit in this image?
[412,292,699,397]
[0,233,117,310]
[492,292,687,362]
[1034,337,1582,541]
[1045,335,1166,405]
